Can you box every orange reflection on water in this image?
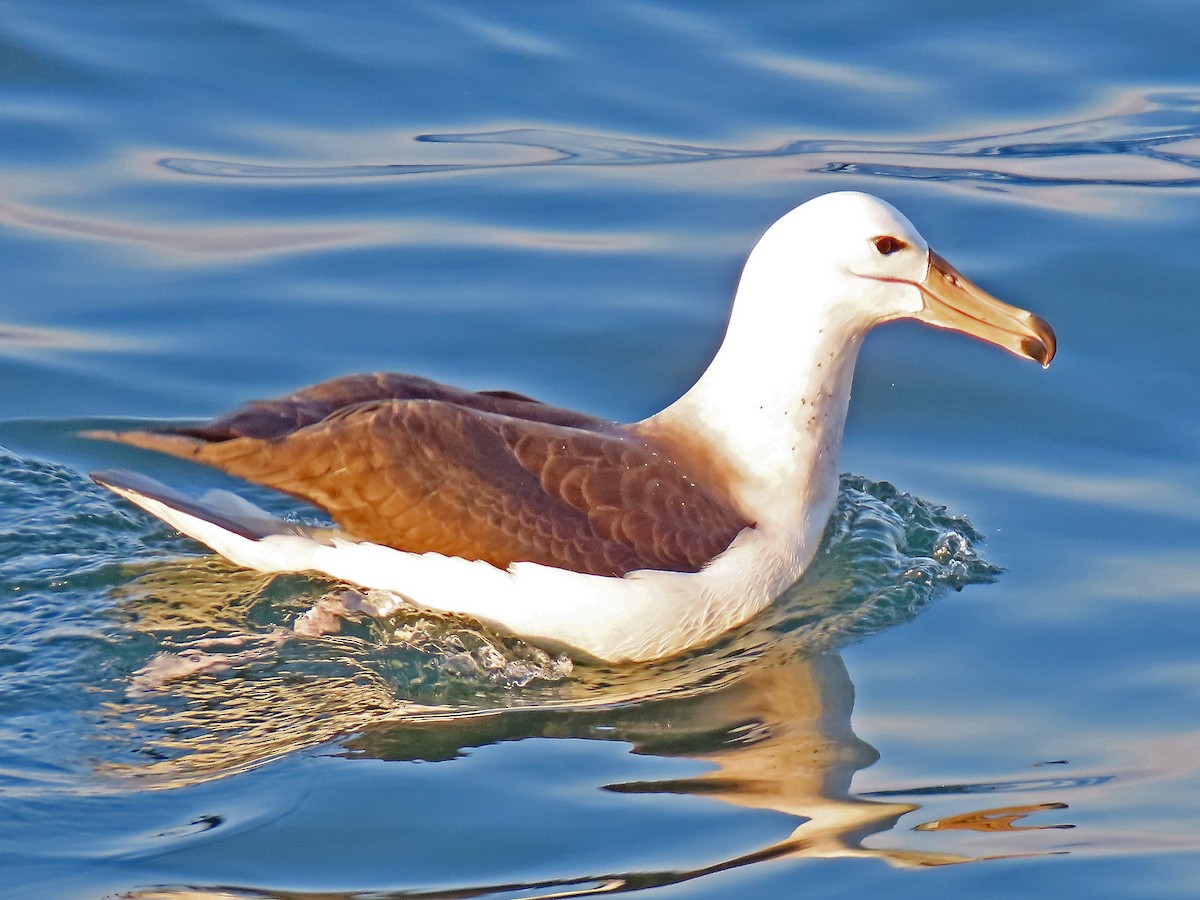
[915,802,1073,833]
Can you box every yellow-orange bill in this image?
[917,250,1056,367]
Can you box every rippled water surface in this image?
[2,2,1199,898]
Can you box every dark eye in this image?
[873,236,906,255]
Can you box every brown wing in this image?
[97,398,751,577]
[175,372,613,441]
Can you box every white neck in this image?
[641,238,870,551]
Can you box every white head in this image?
[728,191,1056,365]
[638,191,1057,561]
[647,192,1055,528]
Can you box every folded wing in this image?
[91,374,751,577]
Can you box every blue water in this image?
[2,2,1199,897]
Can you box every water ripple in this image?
[863,774,1115,797]
[158,91,1200,190]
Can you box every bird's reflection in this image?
[109,575,1075,900]
[340,643,1066,888]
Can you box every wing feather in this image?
[91,377,751,577]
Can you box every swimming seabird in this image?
[89,192,1055,663]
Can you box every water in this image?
[1,1,1198,897]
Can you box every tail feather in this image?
[92,469,338,546]
[81,428,210,462]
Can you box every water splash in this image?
[766,474,1001,647]
[159,91,1200,190]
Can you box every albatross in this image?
[89,192,1055,663]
